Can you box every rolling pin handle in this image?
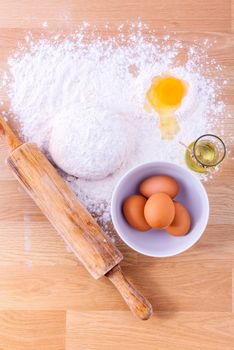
[0,115,22,150]
[106,265,153,320]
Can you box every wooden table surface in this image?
[0,1,233,349]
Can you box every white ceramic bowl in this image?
[111,161,209,257]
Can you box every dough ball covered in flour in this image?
[49,109,134,180]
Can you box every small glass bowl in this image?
[193,134,226,168]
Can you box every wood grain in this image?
[0,311,66,350]
[0,0,233,348]
[0,262,231,312]
[0,0,231,32]
[66,311,234,350]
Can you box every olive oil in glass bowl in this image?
[185,134,226,173]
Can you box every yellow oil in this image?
[145,75,187,139]
[185,142,207,173]
[194,141,218,166]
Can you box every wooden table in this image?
[0,1,233,349]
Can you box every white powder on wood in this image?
[0,22,227,236]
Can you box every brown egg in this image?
[122,195,151,232]
[166,202,191,236]
[144,193,175,229]
[139,175,179,198]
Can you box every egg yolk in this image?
[145,75,188,139]
[147,76,187,110]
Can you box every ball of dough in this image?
[49,108,134,180]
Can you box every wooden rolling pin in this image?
[0,116,153,320]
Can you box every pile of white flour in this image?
[0,22,227,235]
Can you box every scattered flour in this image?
[0,22,227,235]
[42,21,48,28]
